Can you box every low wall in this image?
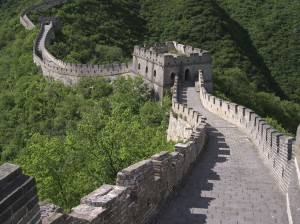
[171,76,206,128]
[1,121,207,224]
[0,164,41,224]
[0,74,208,224]
[31,20,132,85]
[20,0,133,85]
[20,0,64,30]
[198,70,300,224]
[40,74,207,223]
[167,75,206,141]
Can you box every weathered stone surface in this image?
[167,114,193,141]
[0,163,41,224]
[39,202,61,219]
[81,185,127,208]
[158,82,289,224]
[69,204,106,223]
[42,212,66,224]
[0,163,21,189]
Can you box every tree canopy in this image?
[0,0,299,210]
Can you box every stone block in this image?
[81,185,127,208]
[0,163,21,189]
[69,204,106,224]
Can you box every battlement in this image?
[133,41,210,67]
[20,0,65,30]
[198,70,300,223]
[199,70,296,191]
[0,113,207,223]
[31,20,132,85]
[171,75,206,128]
[0,164,41,224]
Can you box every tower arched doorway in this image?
[171,73,176,86]
[185,69,190,81]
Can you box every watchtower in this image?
[132,41,213,99]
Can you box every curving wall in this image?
[40,75,207,224]
[20,0,64,30]
[167,75,206,141]
[21,0,133,85]
[199,70,300,224]
[0,71,208,223]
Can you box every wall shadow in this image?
[178,81,195,105]
[158,123,230,223]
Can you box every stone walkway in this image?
[157,83,288,224]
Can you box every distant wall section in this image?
[20,0,66,30]
[33,21,133,85]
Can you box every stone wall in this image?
[0,73,208,223]
[0,163,41,224]
[198,70,300,224]
[40,74,207,223]
[286,126,300,224]
[20,0,64,30]
[1,118,206,224]
[167,75,206,141]
[33,21,132,85]
[167,115,193,142]
[21,0,133,86]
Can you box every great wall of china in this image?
[0,0,299,223]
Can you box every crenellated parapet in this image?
[133,41,210,67]
[198,70,300,223]
[171,75,206,128]
[0,114,207,223]
[199,70,295,192]
[0,164,41,224]
[31,20,132,85]
[167,74,206,141]
[20,0,65,30]
[43,77,208,223]
[20,1,213,98]
[132,41,213,99]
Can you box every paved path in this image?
[158,83,288,224]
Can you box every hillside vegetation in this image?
[0,0,299,210]
[0,0,173,210]
[32,0,300,133]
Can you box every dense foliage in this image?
[16,77,174,210]
[30,0,300,134]
[30,0,146,64]
[0,0,173,210]
[218,0,300,103]
[0,0,299,210]
[139,0,300,134]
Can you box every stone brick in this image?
[0,163,21,190]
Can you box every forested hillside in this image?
[139,0,300,134]
[218,0,300,103]
[0,0,173,210]
[30,0,300,134]
[0,0,299,210]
